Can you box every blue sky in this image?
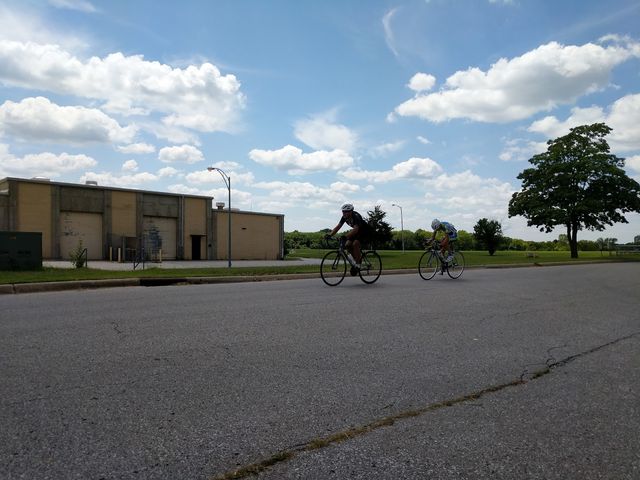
[1,0,639,242]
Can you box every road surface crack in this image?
[210,331,640,480]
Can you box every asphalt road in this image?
[1,263,639,480]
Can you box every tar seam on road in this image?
[210,331,640,480]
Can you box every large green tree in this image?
[473,218,503,255]
[366,205,393,249]
[508,123,640,258]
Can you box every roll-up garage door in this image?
[143,217,177,260]
[60,212,103,260]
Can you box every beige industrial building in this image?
[0,177,284,261]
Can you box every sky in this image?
[1,0,639,243]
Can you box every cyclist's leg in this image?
[441,235,450,257]
[352,238,362,264]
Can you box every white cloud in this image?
[0,97,137,144]
[371,140,405,157]
[423,171,515,222]
[499,138,547,162]
[80,171,158,187]
[408,73,436,92]
[342,157,442,183]
[626,155,640,173]
[527,94,640,152]
[382,8,400,58]
[394,37,640,123]
[417,135,431,145]
[330,181,360,193]
[117,142,155,154]
[158,145,204,164]
[157,166,180,177]
[185,168,255,186]
[121,160,138,172]
[0,41,246,133]
[249,145,354,174]
[294,112,358,152]
[0,143,97,178]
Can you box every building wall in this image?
[1,178,215,261]
[17,182,53,258]
[184,197,208,260]
[213,210,284,260]
[111,191,137,237]
[1,177,283,262]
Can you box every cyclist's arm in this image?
[328,218,346,237]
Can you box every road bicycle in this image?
[418,240,465,280]
[320,237,382,286]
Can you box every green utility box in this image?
[0,231,43,270]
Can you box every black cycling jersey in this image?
[338,211,371,238]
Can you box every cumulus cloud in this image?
[0,97,137,144]
[117,142,155,154]
[624,155,640,173]
[293,113,358,152]
[158,144,204,164]
[0,143,97,178]
[394,37,640,123]
[527,94,640,152]
[425,170,515,216]
[342,157,442,183]
[80,171,158,187]
[185,168,255,186]
[499,138,547,162]
[253,180,340,204]
[121,160,138,172]
[0,41,246,133]
[408,73,436,92]
[249,145,354,174]
[371,140,405,157]
[157,166,180,177]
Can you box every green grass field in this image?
[0,249,637,285]
[292,248,638,269]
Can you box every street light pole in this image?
[391,203,404,253]
[207,167,231,267]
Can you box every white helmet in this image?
[431,218,441,230]
[341,203,354,212]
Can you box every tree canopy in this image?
[473,218,503,255]
[508,123,640,258]
[366,205,393,249]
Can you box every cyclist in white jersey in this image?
[428,218,458,262]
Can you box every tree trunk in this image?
[568,222,579,258]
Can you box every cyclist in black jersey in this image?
[326,203,371,275]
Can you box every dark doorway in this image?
[191,235,202,260]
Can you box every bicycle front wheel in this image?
[418,251,439,280]
[320,250,347,286]
[359,250,382,284]
[447,251,465,279]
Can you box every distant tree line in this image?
[284,212,634,256]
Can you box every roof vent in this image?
[215,202,225,210]
[31,176,50,181]
[85,180,98,186]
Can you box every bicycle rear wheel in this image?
[359,250,382,284]
[447,251,465,279]
[418,251,439,280]
[320,250,347,286]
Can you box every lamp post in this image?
[391,203,404,253]
[207,167,231,267]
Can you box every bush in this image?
[69,240,87,268]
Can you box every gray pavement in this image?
[1,263,639,479]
